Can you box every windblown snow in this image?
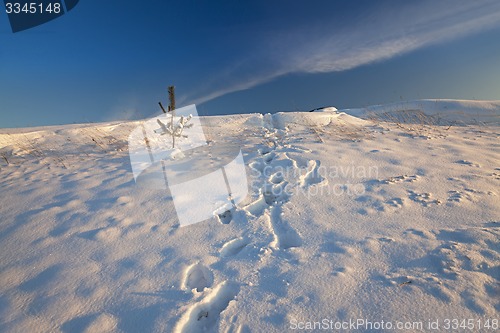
[0,100,499,332]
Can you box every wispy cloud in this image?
[184,1,500,106]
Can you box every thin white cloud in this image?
[185,1,500,106]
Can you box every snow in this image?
[0,99,499,332]
[344,99,500,126]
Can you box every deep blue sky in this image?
[1,0,500,127]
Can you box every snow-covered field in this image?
[0,100,499,332]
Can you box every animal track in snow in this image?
[491,168,500,180]
[387,225,500,314]
[447,190,473,204]
[456,159,480,167]
[183,263,214,292]
[382,174,419,184]
[355,195,405,213]
[408,190,441,206]
[384,197,405,209]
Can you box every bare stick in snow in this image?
[1,154,8,165]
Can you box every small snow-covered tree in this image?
[157,85,190,149]
[156,115,193,148]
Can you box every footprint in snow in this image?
[175,281,239,333]
[220,237,249,258]
[183,263,214,292]
[217,209,233,224]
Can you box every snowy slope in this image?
[0,100,499,332]
[344,99,500,125]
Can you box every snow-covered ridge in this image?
[0,99,498,166]
[1,99,499,135]
[341,99,500,125]
[0,100,500,161]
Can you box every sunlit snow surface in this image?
[0,100,498,332]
